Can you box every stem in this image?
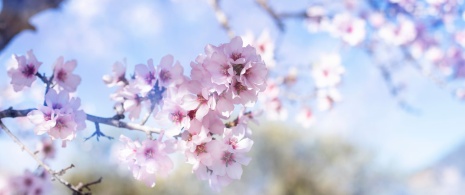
[209,0,235,38]
[0,108,161,135]
[0,120,82,194]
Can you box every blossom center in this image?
[159,69,171,82]
[195,143,207,155]
[57,69,67,81]
[144,148,154,158]
[221,152,235,166]
[170,110,185,124]
[22,64,36,78]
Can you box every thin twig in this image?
[0,120,82,194]
[0,108,161,135]
[208,0,235,38]
[76,177,103,193]
[255,0,285,32]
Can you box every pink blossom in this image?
[113,85,147,121]
[317,88,342,111]
[9,170,50,195]
[134,59,157,94]
[242,30,276,68]
[378,17,417,46]
[156,55,184,88]
[330,13,366,46]
[53,56,81,92]
[7,50,42,92]
[36,138,56,160]
[296,107,315,128]
[312,54,345,88]
[103,60,127,87]
[27,89,86,142]
[182,81,216,120]
[118,133,175,187]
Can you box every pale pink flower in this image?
[296,107,315,128]
[53,57,81,92]
[7,50,42,92]
[317,88,342,111]
[378,17,416,46]
[182,81,216,120]
[312,54,345,88]
[156,55,184,88]
[36,138,56,160]
[210,142,252,180]
[330,13,366,46]
[27,89,86,142]
[242,30,276,68]
[103,60,127,87]
[112,84,148,121]
[134,59,157,94]
[215,89,235,118]
[119,133,175,187]
[9,170,50,195]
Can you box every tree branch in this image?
[208,0,235,38]
[0,107,162,135]
[0,120,82,194]
[0,0,64,52]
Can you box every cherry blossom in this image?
[330,12,366,46]
[317,88,342,111]
[118,133,176,187]
[156,55,184,88]
[7,50,42,92]
[296,107,315,128]
[53,56,81,92]
[103,59,127,87]
[312,54,345,88]
[8,170,50,195]
[27,89,86,143]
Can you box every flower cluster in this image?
[27,89,86,146]
[2,170,51,195]
[6,51,86,146]
[119,133,176,187]
[116,37,267,190]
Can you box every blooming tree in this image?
[1,0,465,194]
[0,36,267,193]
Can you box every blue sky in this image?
[0,0,464,178]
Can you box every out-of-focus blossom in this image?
[330,13,366,46]
[378,17,417,46]
[118,134,176,187]
[8,170,51,195]
[296,107,315,128]
[317,88,342,111]
[242,30,276,68]
[36,138,56,160]
[312,54,345,88]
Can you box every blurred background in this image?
[1,0,465,194]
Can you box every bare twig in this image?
[76,177,103,194]
[0,108,162,135]
[56,164,75,176]
[255,0,285,32]
[208,0,235,38]
[0,120,82,194]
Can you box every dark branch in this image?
[0,0,64,52]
